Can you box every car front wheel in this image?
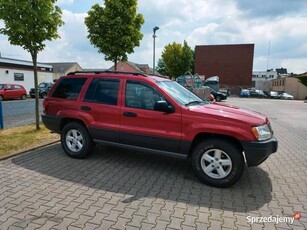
[191,138,244,187]
[61,122,94,159]
[215,95,222,102]
[21,94,27,100]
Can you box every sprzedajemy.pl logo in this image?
[247,212,301,225]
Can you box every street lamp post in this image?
[153,26,159,75]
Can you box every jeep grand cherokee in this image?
[42,71,278,187]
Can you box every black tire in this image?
[21,94,27,100]
[61,122,95,159]
[0,95,3,101]
[216,95,222,102]
[191,138,244,187]
[30,95,35,98]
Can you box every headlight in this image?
[252,124,272,141]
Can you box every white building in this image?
[0,57,53,93]
[252,70,278,79]
[252,70,278,91]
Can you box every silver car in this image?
[280,93,294,100]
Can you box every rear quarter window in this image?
[51,78,87,99]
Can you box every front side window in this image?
[84,78,119,106]
[125,81,165,110]
[51,78,86,99]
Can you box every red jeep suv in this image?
[42,71,278,187]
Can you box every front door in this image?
[120,80,182,153]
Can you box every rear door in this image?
[120,80,182,153]
[13,85,24,98]
[81,78,121,143]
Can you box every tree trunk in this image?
[31,51,40,130]
[114,57,117,70]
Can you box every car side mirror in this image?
[154,101,175,113]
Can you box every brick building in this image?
[109,61,154,75]
[195,44,254,94]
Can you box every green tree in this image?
[156,58,168,76]
[181,40,194,74]
[0,0,64,130]
[295,73,307,87]
[161,40,193,79]
[85,0,144,70]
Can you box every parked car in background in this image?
[203,86,227,102]
[263,91,270,97]
[280,92,294,100]
[269,91,280,99]
[29,82,54,98]
[249,89,267,98]
[0,83,27,101]
[240,89,250,97]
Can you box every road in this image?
[0,98,43,129]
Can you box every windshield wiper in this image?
[185,100,203,106]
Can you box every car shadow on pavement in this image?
[12,143,272,212]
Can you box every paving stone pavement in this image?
[0,98,306,230]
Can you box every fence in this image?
[0,99,43,129]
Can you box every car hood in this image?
[187,102,267,125]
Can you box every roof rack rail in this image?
[67,70,148,77]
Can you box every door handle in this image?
[123,111,137,117]
[80,106,91,111]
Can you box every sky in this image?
[0,0,307,74]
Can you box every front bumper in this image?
[241,137,278,167]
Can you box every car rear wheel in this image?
[215,95,222,102]
[191,138,244,187]
[21,94,27,100]
[61,122,94,159]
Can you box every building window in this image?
[14,73,24,81]
[269,75,274,78]
[261,75,266,78]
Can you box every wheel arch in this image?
[60,118,87,131]
[188,133,244,158]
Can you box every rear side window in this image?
[84,78,120,106]
[51,78,86,99]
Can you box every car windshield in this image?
[0,84,4,90]
[157,81,206,106]
[38,83,47,88]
